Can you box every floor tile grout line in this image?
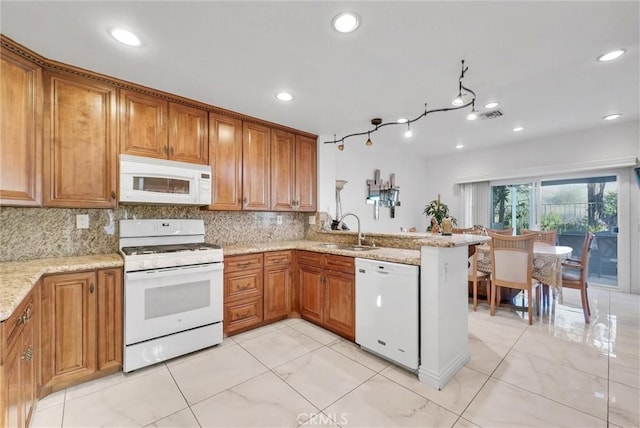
[163,361,203,428]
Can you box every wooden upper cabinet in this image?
[270,129,296,211]
[0,47,43,207]
[43,71,117,208]
[208,113,243,210]
[295,135,317,212]
[242,122,270,210]
[119,89,168,159]
[168,102,208,165]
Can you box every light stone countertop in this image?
[1,233,489,322]
[223,240,423,266]
[0,254,123,321]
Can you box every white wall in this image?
[317,136,429,233]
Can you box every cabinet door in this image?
[168,102,208,165]
[44,71,117,208]
[208,113,243,210]
[0,48,43,207]
[299,264,324,324]
[270,129,295,211]
[20,311,36,428]
[97,268,122,371]
[324,270,355,341]
[264,264,291,321]
[3,340,22,428]
[295,135,317,212]
[119,89,168,159]
[242,122,270,210]
[41,271,97,388]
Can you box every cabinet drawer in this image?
[325,254,354,274]
[224,297,263,334]
[4,292,34,351]
[224,253,264,273]
[224,268,263,302]
[297,250,323,268]
[264,250,292,267]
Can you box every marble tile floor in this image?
[32,288,639,427]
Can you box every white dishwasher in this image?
[355,258,420,370]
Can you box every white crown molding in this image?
[455,156,639,184]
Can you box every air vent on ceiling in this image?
[479,109,504,120]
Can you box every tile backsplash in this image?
[0,206,309,261]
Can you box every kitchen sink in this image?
[316,243,377,252]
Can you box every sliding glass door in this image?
[540,176,618,287]
[490,182,535,234]
[491,175,619,287]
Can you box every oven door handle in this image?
[125,263,223,279]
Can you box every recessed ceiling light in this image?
[456,144,464,149]
[513,126,524,132]
[484,101,500,109]
[275,92,293,102]
[397,117,408,123]
[603,113,621,120]
[597,49,627,62]
[110,28,141,46]
[332,12,361,33]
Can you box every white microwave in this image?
[119,154,212,205]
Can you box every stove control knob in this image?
[152,260,159,268]
[176,258,182,265]
[138,260,147,269]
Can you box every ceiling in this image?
[2,1,638,158]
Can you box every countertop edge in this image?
[1,254,124,322]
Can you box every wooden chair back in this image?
[489,228,513,236]
[452,227,480,234]
[522,229,557,245]
[561,232,595,322]
[488,232,538,324]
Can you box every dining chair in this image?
[489,228,513,235]
[469,247,491,311]
[521,229,557,245]
[521,229,558,304]
[561,232,595,323]
[453,227,478,234]
[488,232,540,325]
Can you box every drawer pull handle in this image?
[237,262,250,268]
[239,283,253,290]
[89,283,95,293]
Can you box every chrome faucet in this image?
[338,212,362,246]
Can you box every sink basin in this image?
[315,243,377,251]
[339,245,377,251]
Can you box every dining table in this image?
[475,242,573,295]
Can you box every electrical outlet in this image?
[308,215,316,225]
[276,215,283,225]
[76,214,89,229]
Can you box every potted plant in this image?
[424,194,456,232]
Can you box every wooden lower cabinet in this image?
[223,254,264,334]
[298,264,324,324]
[224,251,293,334]
[263,251,292,321]
[40,268,122,393]
[1,285,37,428]
[297,251,355,340]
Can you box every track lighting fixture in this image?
[404,123,413,138]
[325,60,477,149]
[466,100,478,121]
